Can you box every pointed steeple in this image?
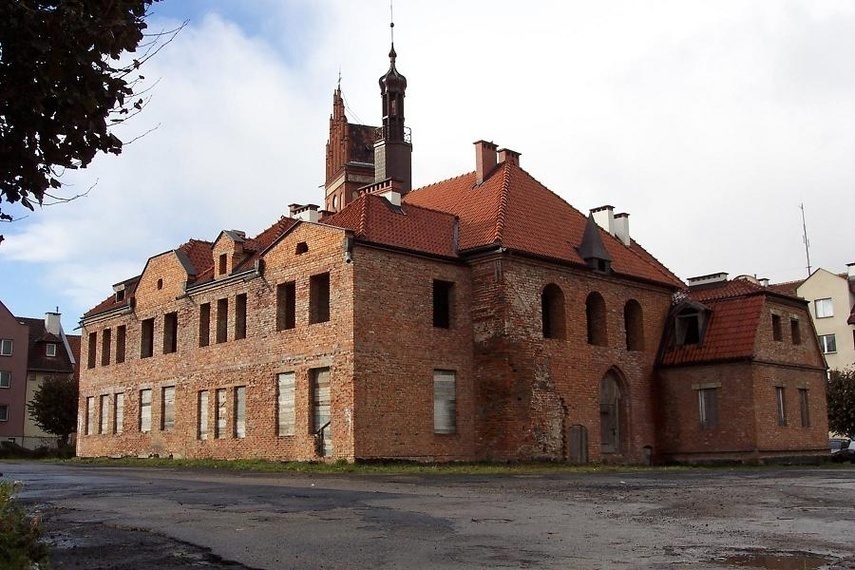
[579,215,612,273]
[373,39,412,193]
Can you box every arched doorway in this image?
[599,371,625,454]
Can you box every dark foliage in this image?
[0,0,160,228]
[27,375,78,446]
[827,368,855,438]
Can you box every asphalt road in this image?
[1,461,854,569]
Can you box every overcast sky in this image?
[1,0,853,326]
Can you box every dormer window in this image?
[218,253,228,276]
[115,289,125,302]
[45,343,56,357]
[675,306,707,346]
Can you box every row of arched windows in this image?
[541,285,645,351]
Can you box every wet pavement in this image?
[1,462,854,569]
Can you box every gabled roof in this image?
[403,160,682,287]
[84,276,139,318]
[659,277,798,366]
[19,317,75,374]
[324,193,458,258]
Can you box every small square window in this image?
[819,334,837,354]
[814,298,833,318]
[45,343,57,357]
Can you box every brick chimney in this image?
[474,140,498,184]
[497,147,521,166]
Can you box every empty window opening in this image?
[99,395,109,434]
[234,386,246,438]
[87,332,97,369]
[433,280,454,329]
[234,294,247,340]
[139,389,152,433]
[309,273,331,324]
[85,396,95,436]
[140,318,154,358]
[216,298,228,344]
[199,303,211,347]
[162,386,175,431]
[295,241,309,254]
[218,253,228,276]
[114,393,124,435]
[798,389,810,428]
[215,388,227,438]
[434,370,457,434]
[115,326,126,364]
[698,387,718,429]
[624,300,644,351]
[277,372,296,436]
[276,282,296,330]
[586,292,607,346]
[311,368,332,456]
[45,343,56,357]
[790,319,801,345]
[541,284,565,339]
[115,289,125,302]
[775,387,787,426]
[156,278,163,290]
[675,307,706,346]
[163,312,178,354]
[198,390,209,440]
[771,314,782,342]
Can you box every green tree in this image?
[27,375,78,446]
[0,0,167,236]
[827,368,855,438]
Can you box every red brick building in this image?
[77,45,828,464]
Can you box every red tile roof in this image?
[403,161,682,287]
[324,193,458,258]
[178,239,213,277]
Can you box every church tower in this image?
[373,42,412,194]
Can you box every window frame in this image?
[814,298,833,318]
[0,404,7,421]
[698,387,718,429]
[0,339,12,356]
[45,343,57,357]
[819,333,837,354]
[0,371,10,388]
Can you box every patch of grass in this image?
[0,479,49,570]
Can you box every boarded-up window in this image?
[87,332,97,369]
[161,386,175,431]
[541,284,565,339]
[776,387,787,426]
[586,292,607,346]
[277,372,296,436]
[309,273,330,324]
[790,319,801,345]
[163,312,178,354]
[139,389,152,433]
[114,393,124,435]
[115,326,126,364]
[698,388,718,429]
[216,298,228,344]
[624,300,644,351]
[140,318,154,358]
[771,314,782,342]
[234,386,246,438]
[215,388,227,438]
[276,282,296,330]
[311,369,331,456]
[198,390,209,440]
[199,303,210,347]
[433,370,457,434]
[101,328,111,366]
[99,395,109,434]
[433,280,454,329]
[235,294,247,340]
[85,396,95,435]
[799,389,810,428]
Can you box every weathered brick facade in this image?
[77,45,829,464]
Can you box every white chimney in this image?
[380,190,401,206]
[45,312,61,336]
[847,262,854,280]
[289,204,320,223]
[613,212,630,246]
[687,272,729,286]
[591,205,615,235]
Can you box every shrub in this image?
[0,480,49,569]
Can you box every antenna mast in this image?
[390,0,395,43]
[800,203,812,276]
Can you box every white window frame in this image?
[45,343,57,357]
[433,370,457,434]
[819,333,837,354]
[814,298,833,318]
[0,339,12,356]
[0,371,10,388]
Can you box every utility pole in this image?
[800,203,812,277]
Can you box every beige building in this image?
[794,265,855,372]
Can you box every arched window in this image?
[586,292,607,346]
[624,300,644,351]
[541,284,566,339]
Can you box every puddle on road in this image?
[717,550,831,569]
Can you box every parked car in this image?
[830,438,855,463]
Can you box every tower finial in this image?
[337,66,341,91]
[390,0,395,44]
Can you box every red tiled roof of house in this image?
[178,239,213,277]
[767,278,803,297]
[403,161,682,287]
[20,317,76,374]
[324,193,458,258]
[84,277,138,318]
